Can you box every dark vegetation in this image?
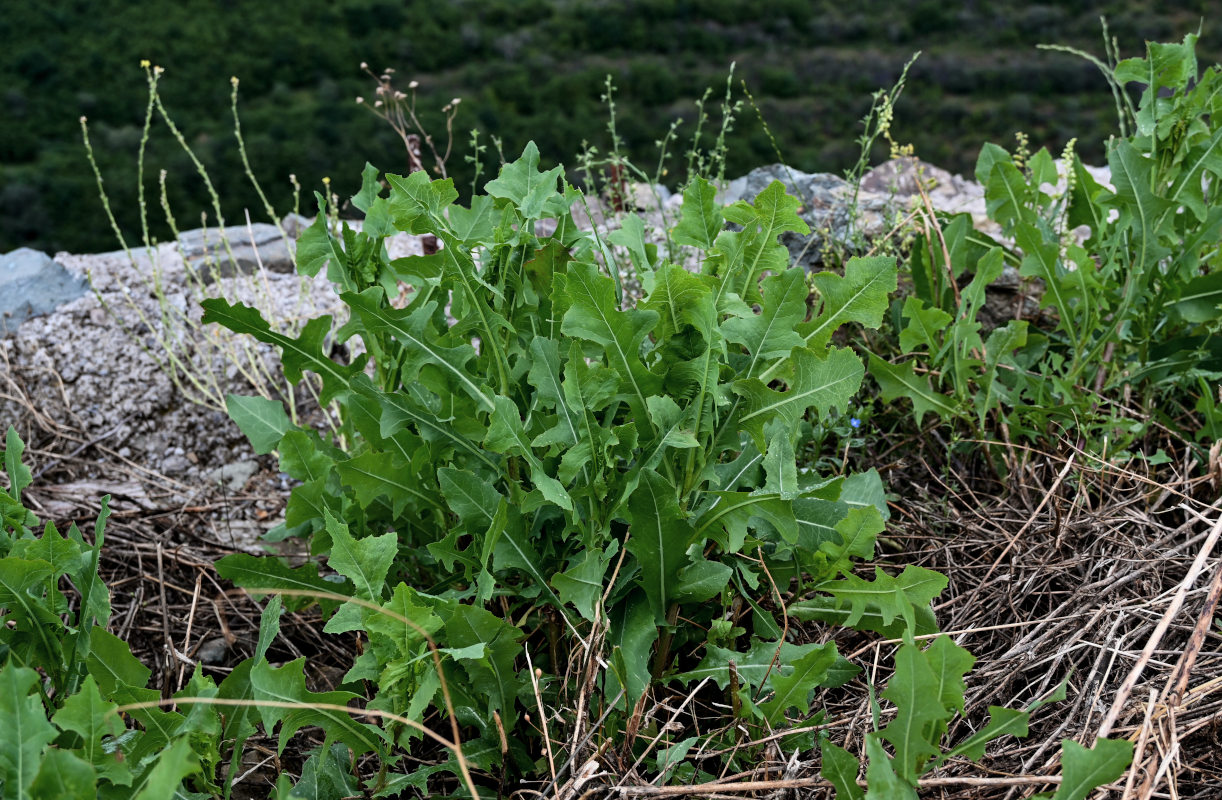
[2,0,1220,254]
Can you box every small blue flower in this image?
[850,417,861,429]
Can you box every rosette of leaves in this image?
[202,144,1126,793]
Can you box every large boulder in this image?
[0,248,90,335]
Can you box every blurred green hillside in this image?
[2,0,1218,254]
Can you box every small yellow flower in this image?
[140,59,150,68]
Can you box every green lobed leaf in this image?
[225,394,292,455]
[484,396,573,511]
[250,657,389,757]
[357,376,500,474]
[560,260,661,429]
[696,489,797,550]
[337,449,439,517]
[734,346,865,450]
[864,734,917,800]
[4,427,32,503]
[128,737,200,800]
[493,520,573,624]
[672,176,723,250]
[1050,738,1133,800]
[295,203,344,278]
[787,596,940,639]
[641,262,717,342]
[797,256,899,353]
[720,180,810,304]
[759,642,838,723]
[484,141,565,219]
[291,743,362,800]
[0,557,63,669]
[819,564,948,634]
[386,169,458,233]
[84,628,150,696]
[626,470,695,623]
[202,301,363,405]
[722,267,808,376]
[51,676,129,785]
[868,353,957,426]
[27,749,97,800]
[276,430,334,483]
[878,642,956,783]
[984,159,1030,231]
[0,663,59,800]
[448,194,498,243]
[344,288,495,412]
[607,213,654,276]
[672,548,732,605]
[974,142,1012,186]
[1107,139,1174,270]
[551,547,611,623]
[898,297,952,354]
[820,740,864,800]
[942,705,1030,763]
[351,162,382,213]
[324,510,396,601]
[435,602,525,728]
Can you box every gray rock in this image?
[195,637,229,666]
[718,163,849,209]
[0,248,90,335]
[204,459,259,492]
[280,213,312,238]
[161,454,192,474]
[178,223,295,281]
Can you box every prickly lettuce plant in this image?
[200,146,1132,796]
[203,147,903,788]
[879,34,1222,453]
